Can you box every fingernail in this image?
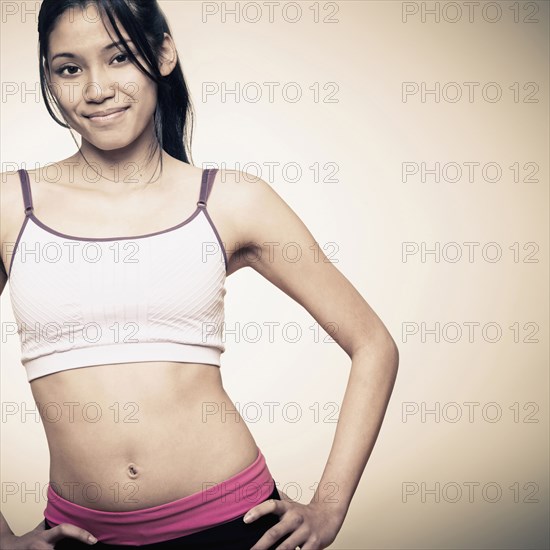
[243,513,253,523]
[88,535,97,544]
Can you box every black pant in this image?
[44,483,291,550]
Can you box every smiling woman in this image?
[42,6,168,160]
[0,1,399,549]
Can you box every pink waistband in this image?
[44,447,274,546]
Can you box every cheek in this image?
[48,78,91,118]
[131,78,158,114]
[47,79,69,108]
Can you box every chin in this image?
[96,140,132,151]
[84,134,137,152]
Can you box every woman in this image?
[0,1,399,549]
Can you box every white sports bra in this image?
[6,168,228,382]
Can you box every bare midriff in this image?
[30,361,259,512]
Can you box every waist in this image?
[44,446,276,546]
[33,362,259,508]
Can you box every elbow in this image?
[388,335,399,371]
[351,328,399,371]
[380,330,399,372]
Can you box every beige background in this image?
[1,1,548,548]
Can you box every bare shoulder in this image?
[214,168,281,204]
[0,169,26,242]
[0,169,28,284]
[0,168,24,197]
[211,168,298,249]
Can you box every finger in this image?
[24,541,53,550]
[270,525,311,550]
[34,519,47,531]
[244,498,284,523]
[41,523,98,546]
[301,535,323,550]
[249,519,296,550]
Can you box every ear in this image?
[158,32,178,77]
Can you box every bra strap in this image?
[17,169,34,216]
[197,168,219,208]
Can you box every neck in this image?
[74,120,164,190]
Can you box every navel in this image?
[127,463,140,479]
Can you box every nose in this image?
[83,65,117,103]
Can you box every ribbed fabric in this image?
[8,169,228,382]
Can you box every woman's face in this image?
[46,4,158,152]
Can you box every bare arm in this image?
[0,260,14,541]
[0,172,12,538]
[225,171,399,548]
[310,333,398,521]
[0,171,10,295]
[0,513,16,542]
[0,263,7,295]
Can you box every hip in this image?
[43,447,292,549]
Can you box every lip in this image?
[84,107,130,122]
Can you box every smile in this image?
[85,107,130,123]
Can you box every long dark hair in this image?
[38,0,195,172]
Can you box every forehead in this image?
[48,4,129,55]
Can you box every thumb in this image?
[41,523,98,546]
[34,519,47,531]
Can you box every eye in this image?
[113,53,129,64]
[55,65,81,77]
[112,50,139,64]
[53,50,140,77]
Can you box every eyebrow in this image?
[51,39,134,63]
